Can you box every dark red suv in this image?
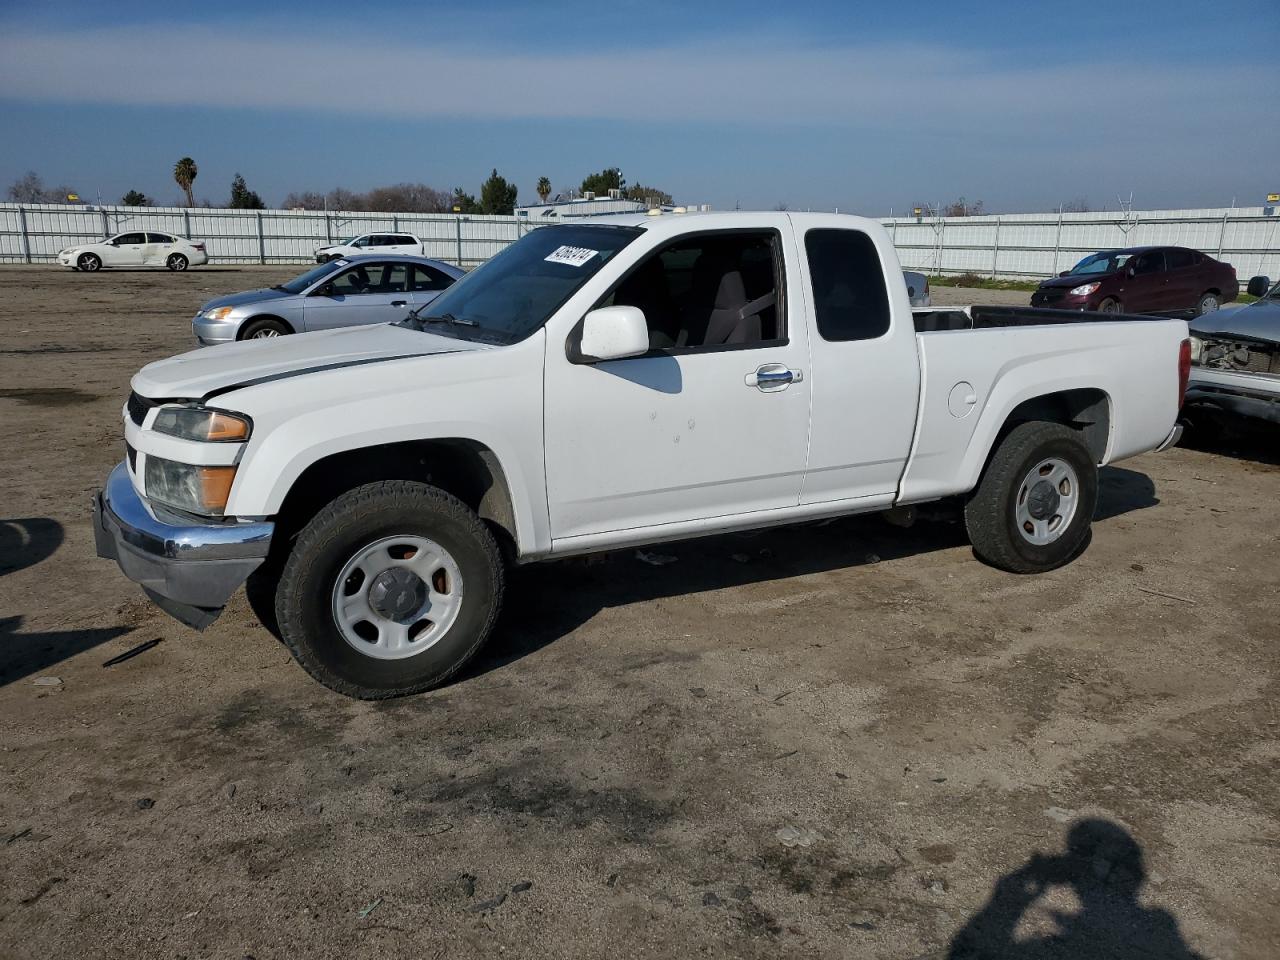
[1031,246,1237,316]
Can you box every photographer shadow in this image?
[949,818,1204,960]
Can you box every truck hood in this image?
[198,287,295,312]
[132,323,489,400]
[1191,299,1280,344]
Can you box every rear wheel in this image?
[1195,292,1220,316]
[1096,297,1121,314]
[965,421,1098,573]
[239,317,289,340]
[275,481,504,699]
[166,253,189,271]
[77,253,101,272]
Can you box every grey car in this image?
[191,255,464,345]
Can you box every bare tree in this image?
[942,197,984,217]
[1060,197,1091,213]
[364,183,451,213]
[325,187,363,211]
[283,191,326,210]
[7,171,80,203]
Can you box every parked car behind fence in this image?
[1031,246,1236,317]
[58,232,208,272]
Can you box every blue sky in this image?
[1,0,1276,213]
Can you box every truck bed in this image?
[898,306,1189,505]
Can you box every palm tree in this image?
[173,157,198,208]
[536,176,551,204]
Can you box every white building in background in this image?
[516,189,713,221]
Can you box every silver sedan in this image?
[192,255,464,345]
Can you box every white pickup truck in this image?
[314,233,427,263]
[94,212,1190,699]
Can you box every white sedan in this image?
[58,232,210,272]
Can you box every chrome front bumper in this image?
[92,462,274,629]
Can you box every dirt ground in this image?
[1,266,1277,960]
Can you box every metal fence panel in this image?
[3,202,1278,283]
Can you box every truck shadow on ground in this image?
[0,517,64,577]
[0,517,135,686]
[472,465,1159,677]
[0,616,134,687]
[948,818,1205,959]
[1178,416,1280,466]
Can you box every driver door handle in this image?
[745,363,802,392]
[390,300,407,307]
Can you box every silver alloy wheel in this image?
[250,327,280,339]
[331,534,464,660]
[167,254,188,271]
[1200,294,1219,314]
[1014,457,1079,546]
[78,253,100,271]
[1099,299,1120,314]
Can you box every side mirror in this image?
[1246,275,1271,298]
[1127,266,1136,278]
[1058,270,1069,277]
[572,306,650,363]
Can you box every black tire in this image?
[166,253,189,271]
[1195,291,1220,316]
[1096,297,1121,314]
[78,253,101,272]
[964,421,1098,574]
[275,481,504,699]
[238,317,290,340]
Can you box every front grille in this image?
[1036,289,1066,304]
[126,391,154,426]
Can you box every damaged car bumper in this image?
[92,462,273,629]
[1185,369,1280,425]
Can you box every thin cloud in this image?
[0,25,1271,138]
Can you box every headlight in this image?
[202,306,235,320]
[144,455,237,515]
[1189,336,1203,362]
[1069,282,1100,296]
[153,406,251,442]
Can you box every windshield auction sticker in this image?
[544,245,599,267]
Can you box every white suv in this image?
[315,233,424,262]
[58,232,209,272]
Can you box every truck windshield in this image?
[1067,252,1133,276]
[398,224,641,344]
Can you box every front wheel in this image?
[239,317,289,340]
[166,253,189,271]
[965,421,1098,573]
[1096,297,1121,314]
[1195,292,1220,316]
[275,481,504,698]
[77,253,101,272]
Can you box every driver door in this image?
[544,228,811,541]
[105,232,147,266]
[304,261,410,331]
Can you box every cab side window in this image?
[805,229,890,342]
[147,233,174,244]
[1166,249,1195,270]
[115,233,146,245]
[600,231,782,351]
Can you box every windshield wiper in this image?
[412,311,478,329]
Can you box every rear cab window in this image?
[804,229,890,341]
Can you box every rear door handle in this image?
[745,363,802,392]
[391,300,407,307]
